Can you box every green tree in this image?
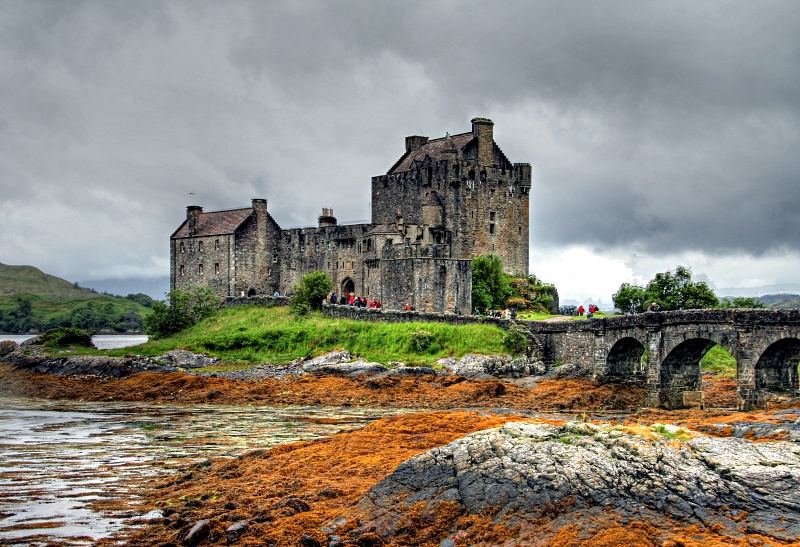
[144,286,223,338]
[613,266,719,314]
[290,271,333,315]
[472,255,512,311]
[612,283,648,315]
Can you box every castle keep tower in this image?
[371,117,530,276]
[171,118,530,313]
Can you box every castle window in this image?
[268,268,271,276]
[489,223,495,235]
[316,243,319,251]
[180,265,185,276]
[519,227,521,234]
[490,212,495,221]
[327,242,330,250]
[198,241,204,252]
[273,254,278,263]
[386,239,392,246]
[198,263,204,275]
[214,263,219,274]
[180,242,186,253]
[215,239,220,250]
[300,244,305,251]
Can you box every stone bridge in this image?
[527,309,800,410]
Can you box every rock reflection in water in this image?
[0,397,398,546]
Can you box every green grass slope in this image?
[106,305,507,366]
[0,262,96,299]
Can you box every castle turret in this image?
[422,191,443,227]
[187,205,202,237]
[471,117,494,166]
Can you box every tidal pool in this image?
[0,397,400,546]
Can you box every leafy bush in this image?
[502,322,529,355]
[39,327,95,348]
[408,328,434,352]
[290,271,333,316]
[472,255,513,311]
[144,286,223,339]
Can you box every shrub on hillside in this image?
[39,327,95,348]
[144,286,223,339]
[290,271,333,316]
[503,322,529,355]
[408,328,434,352]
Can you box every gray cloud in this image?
[0,0,799,291]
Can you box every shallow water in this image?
[0,334,148,350]
[0,397,399,546]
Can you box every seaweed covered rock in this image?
[346,422,800,544]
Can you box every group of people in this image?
[329,292,382,309]
[576,304,600,316]
[474,307,517,320]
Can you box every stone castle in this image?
[170,118,530,313]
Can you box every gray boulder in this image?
[350,421,800,542]
[156,350,219,369]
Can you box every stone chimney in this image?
[319,207,337,228]
[405,135,429,153]
[252,199,268,274]
[186,205,202,237]
[471,117,494,166]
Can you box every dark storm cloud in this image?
[0,0,798,287]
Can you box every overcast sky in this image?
[1,1,799,303]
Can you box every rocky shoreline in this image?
[3,340,800,546]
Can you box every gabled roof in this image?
[172,208,252,239]
[390,132,474,174]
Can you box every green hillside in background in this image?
[0,294,150,333]
[0,262,154,333]
[0,262,97,299]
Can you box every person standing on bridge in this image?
[647,301,664,312]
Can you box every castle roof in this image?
[363,224,402,236]
[389,132,474,174]
[172,208,252,239]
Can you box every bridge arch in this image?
[659,337,718,409]
[606,337,646,377]
[755,338,800,393]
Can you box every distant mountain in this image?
[0,262,97,300]
[755,293,800,307]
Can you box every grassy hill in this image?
[0,262,155,333]
[0,262,97,299]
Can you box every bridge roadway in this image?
[526,309,800,410]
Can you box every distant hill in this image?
[756,293,800,306]
[761,294,800,309]
[0,262,98,300]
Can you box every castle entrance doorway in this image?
[341,278,355,297]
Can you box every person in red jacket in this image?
[578,305,585,316]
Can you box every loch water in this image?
[0,397,399,546]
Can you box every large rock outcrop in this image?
[347,422,800,544]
